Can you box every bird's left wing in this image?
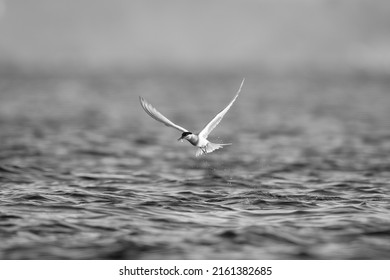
[199,78,244,139]
[139,96,189,133]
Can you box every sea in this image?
[0,70,389,259]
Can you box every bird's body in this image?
[183,133,230,157]
[139,79,244,156]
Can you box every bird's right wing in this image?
[198,78,244,139]
[139,96,189,133]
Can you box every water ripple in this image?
[1,73,390,259]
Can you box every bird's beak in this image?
[177,136,184,142]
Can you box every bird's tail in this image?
[196,142,232,157]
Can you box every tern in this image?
[139,78,244,157]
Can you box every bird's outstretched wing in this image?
[199,78,244,139]
[139,96,189,133]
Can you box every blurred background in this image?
[1,0,390,260]
[1,0,390,74]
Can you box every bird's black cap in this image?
[181,132,192,137]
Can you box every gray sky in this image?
[0,0,389,71]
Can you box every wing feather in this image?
[199,78,244,138]
[139,96,189,133]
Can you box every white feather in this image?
[198,78,244,139]
[139,96,189,133]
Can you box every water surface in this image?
[1,71,390,259]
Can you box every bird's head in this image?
[177,131,193,142]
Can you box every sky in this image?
[0,0,389,72]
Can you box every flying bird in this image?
[139,79,244,156]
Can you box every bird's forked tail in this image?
[195,142,232,157]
